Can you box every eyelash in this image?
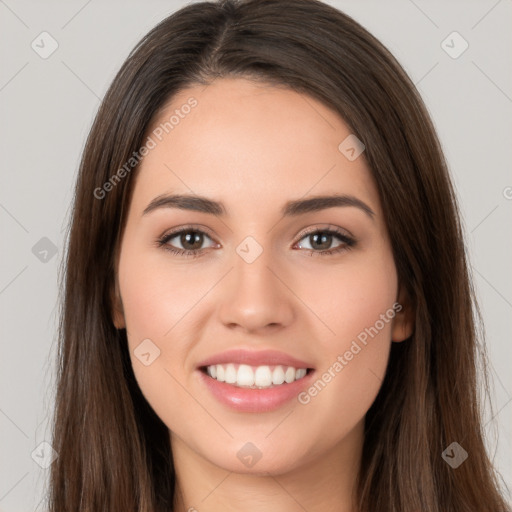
[156,225,356,259]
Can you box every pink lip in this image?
[197,367,316,413]
[196,348,315,370]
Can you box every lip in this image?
[197,367,316,413]
[196,348,315,370]
[195,349,316,413]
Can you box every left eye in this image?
[295,230,352,252]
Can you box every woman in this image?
[49,0,511,510]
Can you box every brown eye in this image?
[295,229,356,256]
[157,228,217,257]
[177,231,205,251]
[304,232,336,251]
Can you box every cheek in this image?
[116,242,208,399]
[296,252,397,436]
[118,241,207,344]
[300,246,398,344]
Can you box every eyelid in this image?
[159,223,218,241]
[294,223,355,242]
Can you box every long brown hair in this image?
[49,0,510,510]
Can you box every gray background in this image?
[0,0,511,510]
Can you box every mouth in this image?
[195,348,317,411]
[198,363,315,390]
[197,362,317,413]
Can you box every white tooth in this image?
[216,364,225,382]
[225,363,237,384]
[254,366,273,387]
[284,366,296,383]
[272,365,285,385]
[209,363,307,387]
[237,364,255,386]
[295,368,307,380]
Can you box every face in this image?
[112,77,412,475]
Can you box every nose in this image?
[217,246,295,335]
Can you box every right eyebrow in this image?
[282,194,375,219]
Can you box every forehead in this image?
[130,77,381,219]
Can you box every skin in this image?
[112,77,414,512]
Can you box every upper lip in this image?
[196,349,315,369]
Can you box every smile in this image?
[201,363,313,389]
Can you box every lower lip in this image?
[197,368,316,412]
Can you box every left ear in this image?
[391,283,415,342]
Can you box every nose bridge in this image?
[217,236,295,332]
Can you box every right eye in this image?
[157,227,219,257]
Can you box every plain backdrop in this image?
[0,0,511,510]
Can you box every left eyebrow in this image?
[142,193,375,220]
[282,194,375,219]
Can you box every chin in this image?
[203,437,311,476]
